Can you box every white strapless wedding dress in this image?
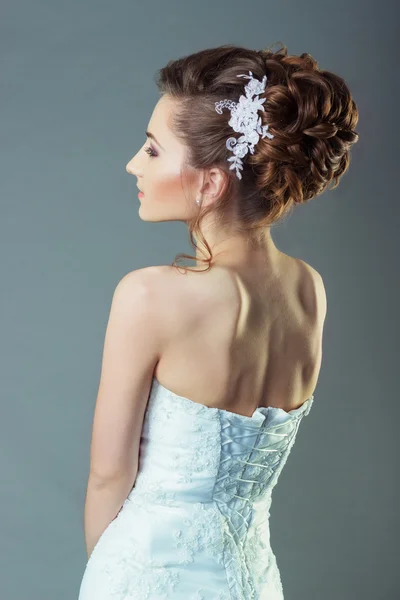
[78,375,314,599]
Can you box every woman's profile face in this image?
[126,94,198,222]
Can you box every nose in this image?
[126,155,138,175]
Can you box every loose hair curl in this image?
[154,42,360,273]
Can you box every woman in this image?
[78,43,359,599]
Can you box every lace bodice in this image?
[78,376,314,600]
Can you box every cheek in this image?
[152,173,185,204]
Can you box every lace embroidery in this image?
[126,471,177,512]
[168,418,221,484]
[172,503,225,566]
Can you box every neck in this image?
[194,227,278,269]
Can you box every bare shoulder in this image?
[130,264,219,327]
[120,264,188,314]
[112,265,183,345]
[295,258,327,324]
[118,265,177,296]
[114,266,167,296]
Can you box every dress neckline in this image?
[152,376,314,421]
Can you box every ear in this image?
[198,167,227,202]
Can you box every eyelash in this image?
[144,145,157,158]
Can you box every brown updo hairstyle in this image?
[154,42,359,273]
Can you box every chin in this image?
[138,204,151,220]
[138,205,162,222]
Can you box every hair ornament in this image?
[215,71,274,180]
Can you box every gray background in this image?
[2,0,398,598]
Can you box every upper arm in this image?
[299,260,327,397]
[88,268,167,482]
[314,269,327,325]
[300,259,327,324]
[311,267,327,391]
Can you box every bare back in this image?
[153,253,326,417]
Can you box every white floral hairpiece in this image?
[214,71,274,180]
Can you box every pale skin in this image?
[83,93,327,559]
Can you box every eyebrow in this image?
[145,130,165,151]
